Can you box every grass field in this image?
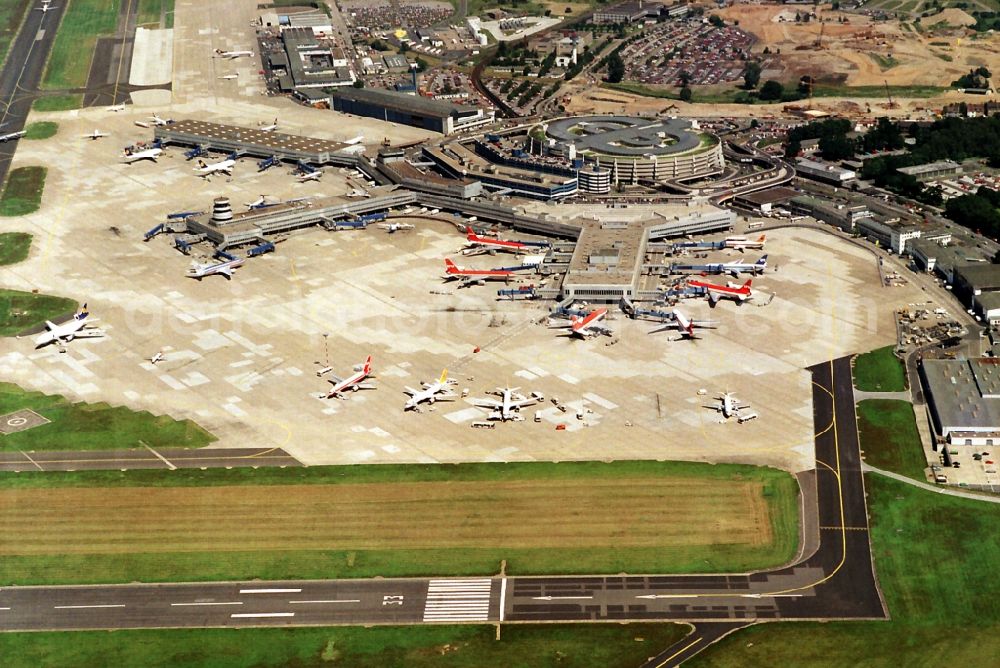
[857,400,927,479]
[2,623,689,668]
[0,166,45,216]
[870,53,900,71]
[0,290,76,336]
[31,94,84,111]
[0,381,215,452]
[0,232,31,265]
[0,0,31,68]
[853,346,907,392]
[809,84,948,99]
[22,121,57,140]
[41,0,121,90]
[136,0,172,27]
[0,460,799,585]
[691,473,1000,667]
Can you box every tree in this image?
[415,56,428,72]
[709,14,724,27]
[784,139,802,158]
[759,79,784,101]
[680,86,693,102]
[399,42,409,53]
[819,133,856,161]
[750,118,760,129]
[352,79,364,89]
[371,39,389,52]
[679,70,692,87]
[743,61,762,89]
[607,52,626,84]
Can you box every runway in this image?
[0,357,886,653]
[0,447,302,472]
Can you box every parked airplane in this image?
[443,258,515,286]
[687,278,753,305]
[324,355,375,399]
[719,255,767,277]
[548,307,612,339]
[472,386,538,422]
[214,49,254,59]
[462,226,548,256]
[186,257,245,280]
[218,74,239,80]
[343,135,364,145]
[404,369,457,411]
[81,129,109,140]
[650,309,718,340]
[297,169,323,182]
[122,146,162,163]
[31,304,104,350]
[106,103,126,112]
[704,392,755,421]
[0,130,26,143]
[378,222,414,233]
[245,194,278,209]
[149,351,164,365]
[194,154,236,178]
[259,118,278,132]
[149,113,171,126]
[723,234,766,251]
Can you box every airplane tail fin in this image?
[439,369,448,385]
[757,255,768,265]
[363,355,372,374]
[742,279,753,289]
[465,225,475,239]
[758,234,766,243]
[444,258,457,271]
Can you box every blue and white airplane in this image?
[31,304,104,350]
[186,257,245,280]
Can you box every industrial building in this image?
[856,216,921,254]
[922,358,1000,445]
[794,157,857,185]
[329,87,494,135]
[593,0,666,24]
[897,160,962,181]
[272,27,354,91]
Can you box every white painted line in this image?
[499,577,507,622]
[635,594,699,599]
[239,588,302,594]
[54,604,126,609]
[140,440,176,470]
[19,451,43,471]
[288,599,360,605]
[230,612,295,618]
[530,595,593,601]
[0,607,10,611]
[171,601,243,607]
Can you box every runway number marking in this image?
[382,595,404,606]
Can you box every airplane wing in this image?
[72,328,106,338]
[509,398,537,408]
[472,398,502,408]
[328,375,344,385]
[706,291,720,306]
[403,386,419,396]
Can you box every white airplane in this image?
[186,257,245,280]
[404,369,458,411]
[81,129,109,140]
[724,234,766,252]
[149,351,164,365]
[297,169,323,182]
[0,130,26,143]
[106,103,126,112]
[34,2,58,13]
[650,309,718,340]
[343,135,364,145]
[472,386,538,422]
[245,194,278,209]
[149,113,171,126]
[548,307,612,339]
[122,146,162,163]
[259,118,278,132]
[378,222,414,233]
[218,74,239,80]
[194,154,236,178]
[345,188,368,198]
[704,392,753,420]
[214,49,254,59]
[30,304,104,350]
[324,355,375,399]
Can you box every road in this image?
[0,357,887,668]
[0,1,68,187]
[0,447,302,472]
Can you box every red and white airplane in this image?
[723,234,766,251]
[549,307,612,339]
[651,309,718,340]
[443,258,515,286]
[687,278,753,305]
[324,355,375,399]
[462,226,547,256]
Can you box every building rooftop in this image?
[956,263,1000,290]
[923,359,1000,433]
[736,186,798,206]
[331,87,479,120]
[897,160,961,176]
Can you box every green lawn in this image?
[2,623,688,668]
[857,400,927,479]
[41,0,122,90]
[136,0,172,26]
[0,381,215,451]
[853,346,907,392]
[690,474,1000,667]
[22,121,58,140]
[0,0,31,68]
[810,84,947,99]
[870,54,900,71]
[0,232,31,265]
[0,289,75,336]
[31,94,84,111]
[0,166,46,216]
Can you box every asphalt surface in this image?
[0,1,68,187]
[0,357,887,653]
[0,447,302,472]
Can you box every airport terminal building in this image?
[329,88,494,135]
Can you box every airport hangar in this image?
[922,358,1000,447]
[153,118,739,303]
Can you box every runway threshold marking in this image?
[287,599,360,605]
[53,604,126,609]
[653,636,703,668]
[0,607,11,611]
[499,577,507,622]
[230,612,294,618]
[171,601,243,607]
[240,588,302,594]
[140,441,176,470]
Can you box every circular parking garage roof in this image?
[543,115,704,157]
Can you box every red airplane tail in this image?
[742,279,752,289]
[465,225,476,240]
[758,234,766,243]
[363,355,372,375]
[444,258,458,272]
